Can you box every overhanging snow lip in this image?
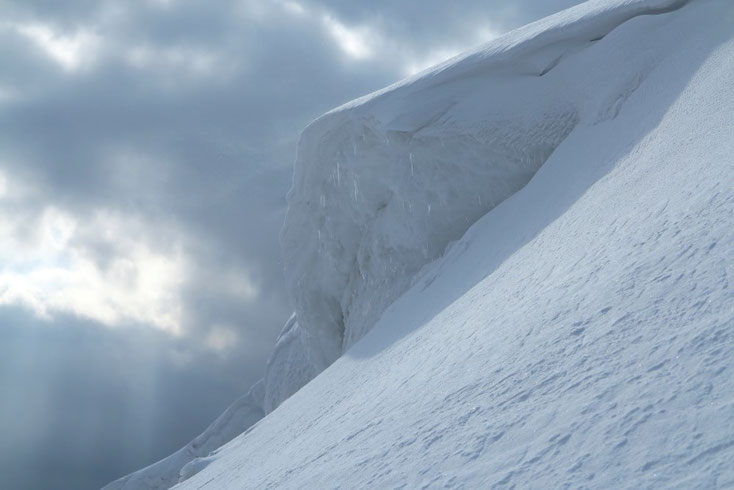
[307,0,694,122]
[280,0,698,372]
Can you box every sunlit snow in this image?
[107,0,734,488]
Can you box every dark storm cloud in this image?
[0,1,402,487]
[0,0,583,488]
[0,0,400,285]
[0,306,262,490]
[0,0,400,340]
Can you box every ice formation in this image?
[108,0,734,487]
[269,0,702,410]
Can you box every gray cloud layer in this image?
[0,1,581,488]
[0,306,262,490]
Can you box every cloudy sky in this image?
[0,0,583,488]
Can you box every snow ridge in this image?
[175,0,734,484]
[271,0,695,410]
[104,0,725,488]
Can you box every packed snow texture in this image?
[267,0,706,410]
[109,0,733,487]
[173,0,733,487]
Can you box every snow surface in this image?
[109,0,733,487]
[267,0,725,414]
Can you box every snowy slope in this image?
[171,0,734,487]
[268,0,709,410]
[107,0,733,487]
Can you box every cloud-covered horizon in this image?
[0,0,583,488]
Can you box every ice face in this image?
[278,0,697,400]
[177,0,734,486]
[107,0,729,487]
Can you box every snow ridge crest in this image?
[272,0,694,411]
[103,0,701,488]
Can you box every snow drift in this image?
[266,0,704,412]
[107,0,734,487]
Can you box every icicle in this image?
[410,152,415,176]
[336,161,341,186]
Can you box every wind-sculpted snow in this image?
[273,0,695,408]
[175,0,734,487]
[284,97,579,363]
[108,0,732,487]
